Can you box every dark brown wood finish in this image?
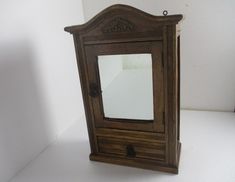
[84,41,164,132]
[65,4,182,173]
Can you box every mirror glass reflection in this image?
[98,54,153,120]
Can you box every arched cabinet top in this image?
[64,4,183,35]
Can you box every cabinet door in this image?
[85,41,164,132]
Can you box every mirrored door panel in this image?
[98,54,153,120]
[85,41,164,132]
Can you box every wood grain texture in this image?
[97,136,165,161]
[84,41,164,132]
[90,153,179,174]
[65,4,182,173]
[64,4,182,33]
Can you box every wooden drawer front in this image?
[97,137,165,161]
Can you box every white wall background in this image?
[82,0,235,112]
[0,0,84,181]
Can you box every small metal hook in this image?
[163,10,168,16]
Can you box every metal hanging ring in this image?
[163,10,168,16]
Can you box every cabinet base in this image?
[90,143,181,174]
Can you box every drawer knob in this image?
[126,144,136,157]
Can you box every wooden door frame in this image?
[84,41,164,132]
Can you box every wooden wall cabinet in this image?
[65,4,182,174]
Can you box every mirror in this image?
[98,54,153,120]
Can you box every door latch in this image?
[89,83,101,97]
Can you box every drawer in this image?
[97,136,165,161]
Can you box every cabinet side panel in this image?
[177,36,181,142]
[166,25,178,167]
[73,35,98,153]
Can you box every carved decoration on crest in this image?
[102,17,135,33]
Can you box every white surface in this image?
[102,69,153,120]
[82,0,235,112]
[11,110,235,182]
[0,1,84,182]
